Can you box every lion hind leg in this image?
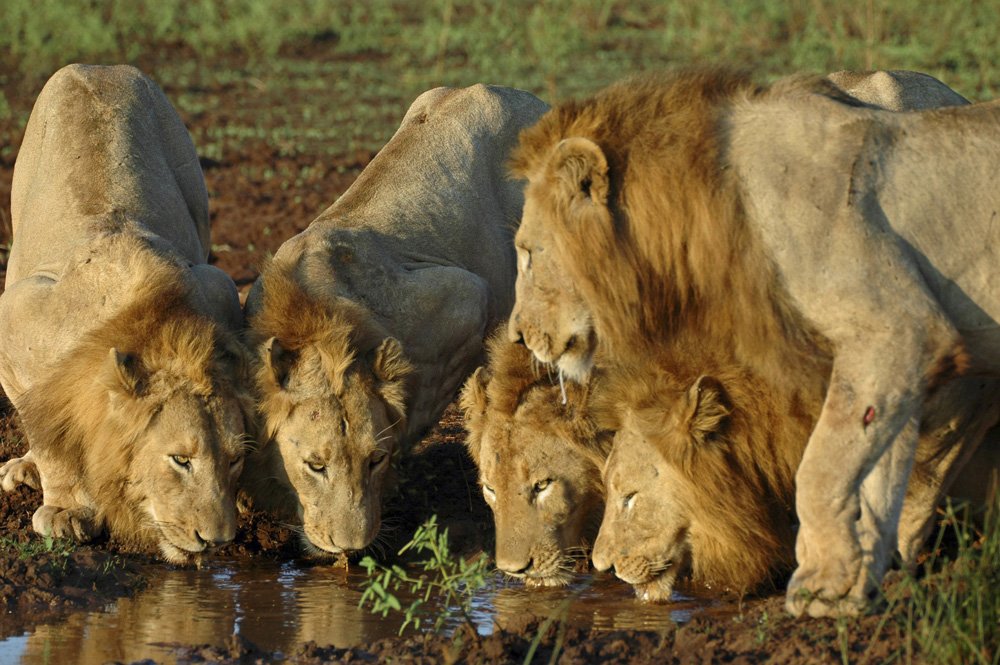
[0,451,41,492]
[32,504,101,542]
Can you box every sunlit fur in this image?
[592,352,812,600]
[242,259,413,554]
[18,241,253,563]
[460,327,612,586]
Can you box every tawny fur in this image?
[599,343,815,592]
[247,259,412,440]
[460,328,612,584]
[17,243,253,550]
[510,69,857,390]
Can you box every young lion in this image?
[507,68,996,615]
[241,85,549,557]
[460,329,611,586]
[0,65,252,563]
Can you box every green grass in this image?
[0,531,77,560]
[2,1,998,153]
[887,498,1000,664]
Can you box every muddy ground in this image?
[0,46,974,664]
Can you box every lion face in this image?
[257,336,408,556]
[271,376,394,555]
[474,407,603,586]
[593,374,792,600]
[592,417,690,602]
[508,194,598,383]
[129,389,247,564]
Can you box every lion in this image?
[240,85,550,556]
[506,68,998,615]
[459,327,612,586]
[0,64,253,564]
[590,351,999,602]
[508,69,969,384]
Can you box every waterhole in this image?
[0,560,720,664]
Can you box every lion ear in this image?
[459,367,490,462]
[369,337,413,424]
[101,347,146,398]
[264,337,295,389]
[683,375,730,446]
[552,137,609,206]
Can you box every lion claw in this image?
[785,562,869,618]
[32,504,100,542]
[0,456,41,492]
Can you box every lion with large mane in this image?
[0,65,253,563]
[460,327,611,586]
[507,68,1000,615]
[590,341,999,602]
[240,85,550,556]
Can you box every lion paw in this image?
[785,558,868,618]
[32,505,100,542]
[0,456,41,492]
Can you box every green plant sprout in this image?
[358,515,494,636]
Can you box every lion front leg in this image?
[786,353,927,618]
[0,450,41,491]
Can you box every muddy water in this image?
[1,560,721,664]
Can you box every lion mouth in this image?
[158,537,220,568]
[554,332,597,383]
[630,566,680,603]
[612,551,686,603]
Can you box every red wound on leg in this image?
[863,406,875,427]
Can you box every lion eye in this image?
[370,452,387,469]
[623,492,637,510]
[171,455,191,468]
[534,478,551,493]
[482,484,496,500]
[230,455,244,470]
[306,461,326,473]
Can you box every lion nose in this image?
[195,530,230,550]
[498,556,533,576]
[507,316,525,345]
[591,546,613,572]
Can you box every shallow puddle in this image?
[1,559,722,664]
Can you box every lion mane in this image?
[509,69,863,389]
[17,240,253,550]
[246,259,412,440]
[462,330,610,472]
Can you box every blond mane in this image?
[247,258,412,439]
[17,242,252,546]
[461,328,612,469]
[510,68,847,389]
[607,346,815,591]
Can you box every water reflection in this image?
[3,562,719,664]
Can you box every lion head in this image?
[460,330,611,586]
[592,364,807,601]
[19,269,253,564]
[507,217,597,384]
[246,263,412,556]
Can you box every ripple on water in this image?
[0,561,722,665]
